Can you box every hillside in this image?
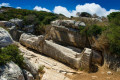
[0,7,120,80]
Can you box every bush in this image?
[106,25,120,55]
[38,65,45,73]
[79,25,104,37]
[87,25,103,37]
[23,14,39,25]
[106,12,120,55]
[107,12,120,22]
[80,12,92,17]
[0,45,24,66]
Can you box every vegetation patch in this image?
[106,12,120,55]
[0,45,24,66]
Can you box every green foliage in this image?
[79,25,103,37]
[0,53,11,65]
[79,26,87,36]
[35,24,46,35]
[23,14,39,25]
[80,12,92,17]
[107,12,120,22]
[0,45,24,66]
[0,7,58,35]
[106,25,120,55]
[106,12,120,55]
[38,65,44,73]
[87,25,103,37]
[0,14,5,20]
[79,67,83,71]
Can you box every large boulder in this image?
[0,27,13,47]
[43,40,82,69]
[92,50,103,65]
[19,33,44,52]
[43,40,92,71]
[104,53,120,72]
[0,21,15,28]
[0,61,25,80]
[79,48,92,71]
[19,33,92,71]
[51,20,86,29]
[22,69,34,80]
[46,25,89,48]
[9,26,24,41]
[9,18,23,27]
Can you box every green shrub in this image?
[38,65,44,73]
[106,25,120,55]
[23,14,39,25]
[79,25,104,37]
[80,12,92,17]
[106,12,120,55]
[79,26,87,36]
[107,12,120,22]
[87,25,103,37]
[0,45,24,66]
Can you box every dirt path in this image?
[69,66,120,80]
[18,44,120,80]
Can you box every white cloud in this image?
[16,7,21,9]
[53,6,71,17]
[53,3,119,17]
[33,6,51,12]
[0,3,10,7]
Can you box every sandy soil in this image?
[69,66,120,80]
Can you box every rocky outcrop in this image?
[22,69,34,80]
[23,58,38,77]
[79,48,92,71]
[51,20,86,29]
[43,40,92,70]
[88,35,120,72]
[88,36,108,51]
[0,27,13,47]
[0,61,25,80]
[20,33,44,52]
[0,21,15,27]
[23,25,34,33]
[19,44,73,80]
[9,18,23,27]
[104,52,120,72]
[9,26,24,41]
[43,40,82,68]
[18,19,104,71]
[92,50,103,65]
[19,33,92,70]
[46,25,88,48]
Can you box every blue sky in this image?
[0,0,119,17]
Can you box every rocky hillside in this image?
[0,7,120,80]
